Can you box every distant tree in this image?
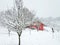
[40,17,60,32]
[0,0,35,45]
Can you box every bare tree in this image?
[0,0,35,45]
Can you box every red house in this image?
[38,23,44,31]
[26,22,44,31]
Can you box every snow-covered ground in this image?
[0,27,60,45]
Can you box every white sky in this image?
[0,0,60,18]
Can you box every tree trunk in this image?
[17,31,22,45]
[18,35,20,45]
